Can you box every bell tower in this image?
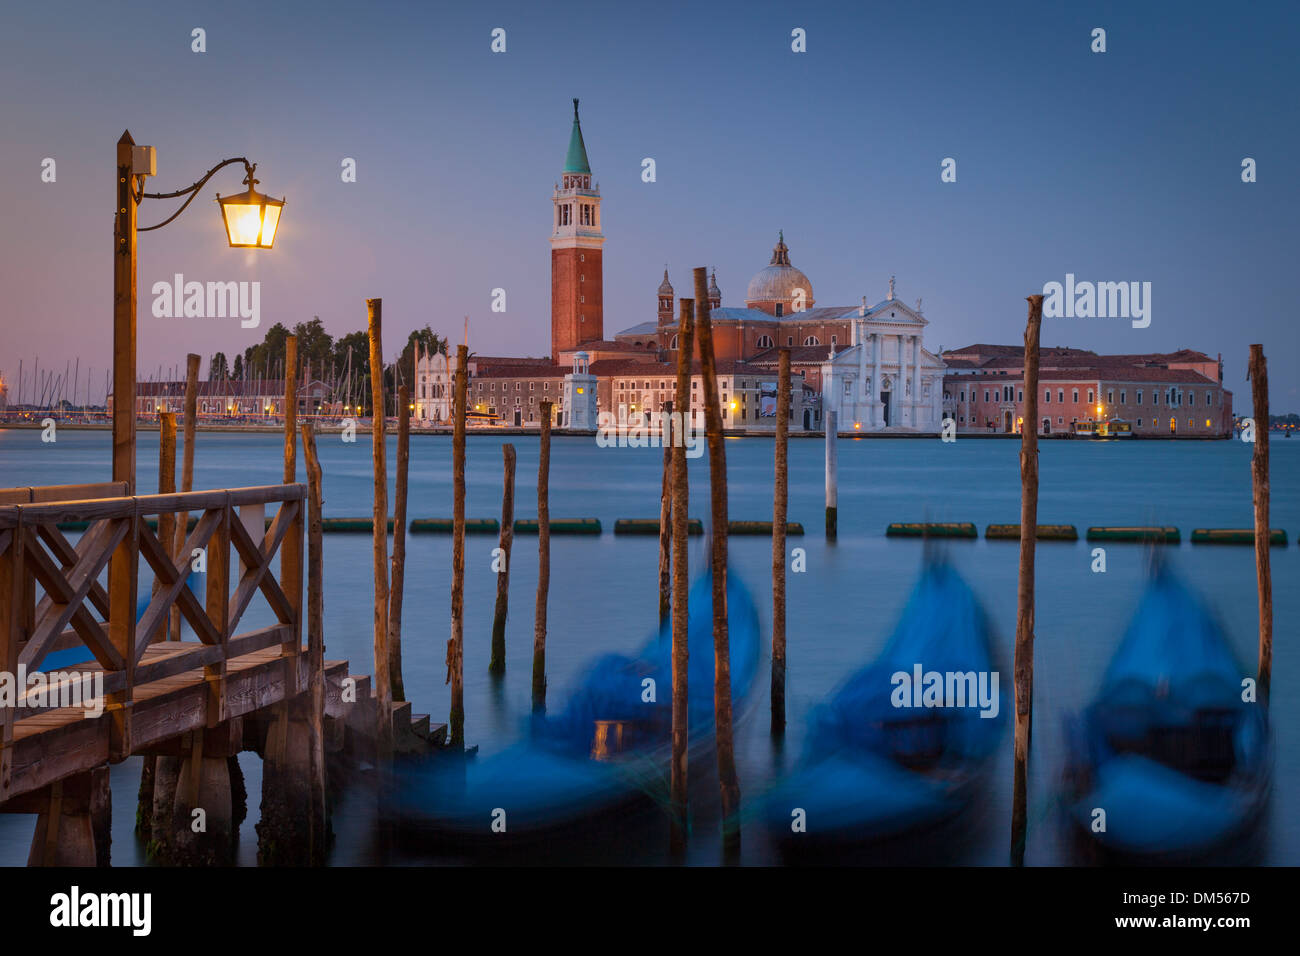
[551,99,604,360]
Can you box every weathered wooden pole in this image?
[532,401,553,713]
[367,302,392,750]
[771,347,791,736]
[154,412,177,604]
[284,335,298,481]
[1010,294,1043,867]
[108,133,139,786]
[658,400,673,627]
[695,266,740,856]
[136,410,175,844]
[825,409,838,538]
[669,298,695,857]
[387,384,410,702]
[170,352,200,642]
[448,344,468,747]
[300,422,328,863]
[1248,344,1272,700]
[489,444,517,677]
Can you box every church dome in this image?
[745,232,813,310]
[657,269,674,295]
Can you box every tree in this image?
[232,353,244,381]
[209,352,229,381]
[293,317,334,372]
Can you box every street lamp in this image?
[113,130,283,493]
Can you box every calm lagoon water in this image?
[1,427,1296,865]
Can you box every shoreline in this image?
[0,422,1240,440]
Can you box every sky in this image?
[2,0,1297,411]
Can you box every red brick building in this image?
[942,345,1232,436]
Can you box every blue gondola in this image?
[394,569,760,846]
[1062,566,1272,862]
[763,560,1005,852]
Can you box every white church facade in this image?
[818,291,946,432]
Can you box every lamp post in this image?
[113,129,284,492]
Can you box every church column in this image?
[871,332,882,427]
[899,334,909,426]
[912,335,922,427]
[856,320,868,417]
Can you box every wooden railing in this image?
[0,481,304,801]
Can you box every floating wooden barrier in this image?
[1086,526,1180,543]
[319,517,396,533]
[514,518,601,535]
[886,522,977,539]
[1191,528,1288,546]
[985,524,1078,541]
[409,518,499,534]
[728,520,804,536]
[614,518,703,536]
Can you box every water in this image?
[1,427,1296,865]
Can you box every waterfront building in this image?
[110,378,331,419]
[941,345,1233,436]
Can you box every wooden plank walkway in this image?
[6,640,357,797]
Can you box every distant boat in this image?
[1062,567,1272,862]
[762,560,1004,853]
[394,569,760,848]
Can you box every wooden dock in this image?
[0,480,430,866]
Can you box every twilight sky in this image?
[2,0,1297,411]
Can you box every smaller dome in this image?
[708,269,721,299]
[657,269,673,295]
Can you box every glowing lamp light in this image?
[216,182,285,249]
[577,386,585,394]
[729,401,737,411]
[853,421,861,430]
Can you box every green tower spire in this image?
[564,98,591,175]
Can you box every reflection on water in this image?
[0,429,1295,865]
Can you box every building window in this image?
[830,335,837,346]
[775,304,784,317]
[530,382,535,390]
[787,336,794,346]
[756,335,774,349]
[1058,389,1064,403]
[1073,389,1079,403]
[1058,417,1064,425]
[670,335,678,349]
[984,390,990,402]
[1137,389,1143,404]
[1138,418,1143,427]
[960,390,965,402]
[1107,389,1114,403]
[1120,390,1126,403]
[1044,389,1051,403]
[803,336,819,346]
[1017,389,1023,402]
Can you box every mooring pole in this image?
[771,347,791,736]
[695,266,740,859]
[532,401,553,713]
[658,400,674,628]
[1011,294,1043,867]
[388,384,410,702]
[489,444,517,677]
[170,352,200,641]
[366,302,392,753]
[669,298,695,857]
[300,422,328,863]
[825,409,838,539]
[448,344,468,746]
[1248,344,1272,700]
